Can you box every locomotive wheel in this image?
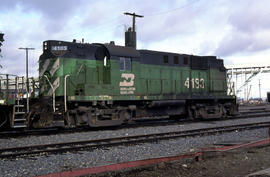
[119,110,131,123]
[187,106,195,120]
[221,105,227,118]
[87,111,98,127]
[228,104,239,116]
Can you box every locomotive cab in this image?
[36,40,141,128]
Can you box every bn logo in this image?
[119,73,135,94]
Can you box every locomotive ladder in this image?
[12,101,27,128]
[11,77,27,128]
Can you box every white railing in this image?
[64,75,70,112]
[44,75,56,112]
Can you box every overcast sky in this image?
[0,0,270,98]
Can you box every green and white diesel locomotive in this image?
[0,26,237,129]
[32,39,237,128]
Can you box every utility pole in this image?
[124,12,144,32]
[124,12,143,48]
[0,33,4,56]
[18,47,35,113]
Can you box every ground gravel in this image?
[0,126,269,177]
[93,144,270,177]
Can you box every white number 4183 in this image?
[184,77,205,89]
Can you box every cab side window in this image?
[120,57,131,71]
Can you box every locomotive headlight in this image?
[44,42,47,50]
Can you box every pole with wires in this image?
[124,12,143,48]
[18,47,35,113]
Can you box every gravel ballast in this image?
[0,126,269,176]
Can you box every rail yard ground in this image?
[1,114,270,176]
[92,143,270,177]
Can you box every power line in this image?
[48,1,199,40]
[59,16,122,39]
[145,0,198,17]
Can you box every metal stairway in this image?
[0,75,38,129]
[11,76,27,128]
[12,99,27,128]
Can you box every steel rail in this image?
[1,121,270,159]
[0,111,270,138]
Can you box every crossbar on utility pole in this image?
[19,47,35,113]
[124,12,144,32]
[124,12,143,48]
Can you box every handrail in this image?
[44,75,55,112]
[64,75,70,112]
[15,76,19,105]
[0,75,34,106]
[0,73,19,77]
[77,64,84,75]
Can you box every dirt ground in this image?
[89,144,270,177]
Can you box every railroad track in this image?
[0,110,270,138]
[1,121,270,159]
